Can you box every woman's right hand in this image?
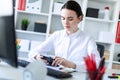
[34,54,49,65]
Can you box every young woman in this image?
[28,0,100,72]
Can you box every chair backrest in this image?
[97,44,105,58]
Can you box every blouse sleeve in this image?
[74,37,101,72]
[87,37,101,68]
[28,32,58,60]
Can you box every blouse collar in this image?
[63,28,82,39]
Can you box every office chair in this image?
[97,44,105,58]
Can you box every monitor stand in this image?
[0,61,23,80]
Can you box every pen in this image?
[112,73,120,76]
[98,57,105,72]
[108,75,120,79]
[95,57,105,80]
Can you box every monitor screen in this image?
[0,0,18,67]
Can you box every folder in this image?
[116,21,120,43]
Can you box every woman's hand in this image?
[34,54,49,65]
[52,56,76,69]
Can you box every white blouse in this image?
[28,29,101,72]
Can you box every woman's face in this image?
[61,9,82,34]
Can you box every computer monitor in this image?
[0,0,18,67]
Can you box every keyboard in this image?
[18,59,72,78]
[47,67,72,78]
[18,59,30,67]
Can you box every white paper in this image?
[25,0,42,13]
[0,0,13,16]
[30,41,42,50]
[98,31,114,43]
[53,2,63,14]
[18,39,30,52]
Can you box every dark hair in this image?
[61,0,83,17]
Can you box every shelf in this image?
[16,30,46,41]
[85,17,114,23]
[96,40,114,45]
[89,0,117,3]
[16,30,46,35]
[115,43,120,46]
[17,10,49,16]
[113,61,120,64]
[96,40,113,45]
[52,13,61,16]
[105,60,110,63]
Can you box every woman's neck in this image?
[66,27,79,35]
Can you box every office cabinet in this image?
[15,0,50,41]
[83,0,120,69]
[15,0,120,69]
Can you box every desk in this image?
[0,64,23,80]
[0,64,120,80]
[45,69,120,80]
